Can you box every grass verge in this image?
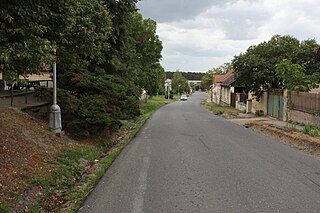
[303,125,320,137]
[201,100,242,118]
[0,203,11,213]
[23,96,173,213]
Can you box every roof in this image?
[213,69,238,87]
[213,74,224,83]
[221,69,235,83]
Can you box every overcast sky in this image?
[137,0,319,72]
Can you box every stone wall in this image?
[288,110,320,126]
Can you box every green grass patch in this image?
[201,101,241,117]
[140,96,174,115]
[303,125,320,137]
[28,143,103,212]
[0,202,11,213]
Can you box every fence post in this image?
[25,80,28,104]
[11,83,14,107]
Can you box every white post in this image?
[49,49,62,133]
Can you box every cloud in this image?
[138,0,320,72]
[137,0,227,23]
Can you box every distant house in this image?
[220,70,235,106]
[211,74,224,104]
[0,65,53,91]
[211,69,247,110]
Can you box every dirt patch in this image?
[247,121,320,156]
[0,108,68,208]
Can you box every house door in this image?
[231,93,236,107]
[267,89,284,120]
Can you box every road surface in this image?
[79,92,320,213]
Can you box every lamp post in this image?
[49,49,62,133]
[178,84,180,97]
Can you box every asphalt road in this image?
[78,92,320,213]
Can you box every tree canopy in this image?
[171,70,188,94]
[166,71,204,81]
[0,0,166,137]
[232,35,320,97]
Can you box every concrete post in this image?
[246,99,252,113]
[49,50,62,133]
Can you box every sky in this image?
[137,0,320,72]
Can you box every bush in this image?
[120,96,141,120]
[303,125,320,137]
[313,109,320,117]
[34,73,142,138]
[255,110,264,116]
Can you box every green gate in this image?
[267,89,284,120]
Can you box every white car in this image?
[180,94,188,101]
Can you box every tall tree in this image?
[275,60,320,92]
[172,70,188,94]
[0,0,55,82]
[232,35,320,97]
[128,13,164,97]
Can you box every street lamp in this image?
[178,84,180,97]
[49,49,62,133]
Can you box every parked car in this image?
[180,94,188,101]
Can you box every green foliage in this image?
[313,109,320,117]
[255,110,264,117]
[0,0,55,80]
[201,63,233,90]
[201,101,241,117]
[2,0,165,138]
[201,72,213,91]
[212,63,233,75]
[172,70,188,94]
[0,202,11,213]
[232,35,320,98]
[303,125,320,137]
[276,60,320,92]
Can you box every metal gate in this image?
[267,89,284,120]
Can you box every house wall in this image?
[288,110,320,126]
[248,91,268,115]
[20,72,52,81]
[22,72,53,88]
[221,86,231,105]
[285,89,320,125]
[236,93,247,111]
[212,83,221,104]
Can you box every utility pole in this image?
[49,49,62,133]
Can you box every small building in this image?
[211,69,247,110]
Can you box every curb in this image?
[247,121,320,146]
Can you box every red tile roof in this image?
[221,69,235,82]
[213,69,235,84]
[214,74,225,83]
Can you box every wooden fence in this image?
[290,91,320,113]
